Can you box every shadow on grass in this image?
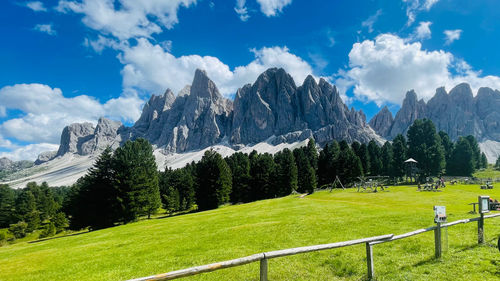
[154,209,198,220]
[28,231,89,244]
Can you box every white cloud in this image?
[56,0,196,40]
[362,9,382,33]
[119,38,313,97]
[0,84,144,144]
[34,24,57,36]
[25,1,47,12]
[444,29,462,45]
[411,21,432,40]
[0,143,59,161]
[235,0,250,21]
[256,0,292,17]
[339,34,500,106]
[403,0,439,26]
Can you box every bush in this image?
[9,221,28,239]
[39,222,56,238]
[0,231,5,241]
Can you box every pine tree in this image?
[225,152,251,203]
[337,146,363,184]
[356,143,370,176]
[159,168,180,213]
[438,131,454,163]
[407,119,445,176]
[496,155,500,170]
[294,148,316,194]
[249,153,276,199]
[368,140,383,175]
[447,137,474,176]
[480,153,488,169]
[306,138,319,171]
[318,141,340,186]
[14,189,39,232]
[392,134,407,179]
[196,150,232,211]
[465,135,481,169]
[274,148,298,196]
[0,184,16,228]
[113,139,161,222]
[381,141,394,176]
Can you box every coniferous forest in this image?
[0,119,492,241]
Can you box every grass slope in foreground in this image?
[1,185,500,281]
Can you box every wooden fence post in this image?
[260,257,268,281]
[478,213,484,244]
[366,242,374,280]
[434,222,442,259]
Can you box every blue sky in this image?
[1,0,500,160]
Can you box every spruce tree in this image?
[159,168,180,213]
[480,153,488,169]
[407,119,445,176]
[496,155,500,170]
[381,141,394,176]
[368,140,383,175]
[447,137,474,176]
[465,135,481,169]
[196,150,232,211]
[249,153,276,199]
[225,152,251,203]
[274,148,298,196]
[306,138,319,171]
[337,146,363,184]
[0,184,15,228]
[357,143,370,176]
[438,131,454,163]
[392,134,407,179]
[318,141,340,186]
[113,139,161,222]
[294,148,316,194]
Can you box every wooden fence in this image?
[127,213,500,281]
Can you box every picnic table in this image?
[469,202,479,214]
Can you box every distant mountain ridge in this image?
[45,68,381,163]
[369,83,500,161]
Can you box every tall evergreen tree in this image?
[465,135,481,169]
[249,153,276,199]
[356,143,370,176]
[447,137,474,176]
[318,141,340,186]
[438,131,454,163]
[159,168,180,213]
[381,141,394,176]
[225,152,251,203]
[0,184,15,228]
[480,153,488,169]
[337,146,363,184]
[14,189,39,232]
[113,139,161,222]
[274,148,298,196]
[306,138,319,171]
[392,134,407,179]
[294,148,316,194]
[196,150,232,210]
[407,119,445,176]
[496,155,500,170]
[368,140,383,175]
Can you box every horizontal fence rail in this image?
[127,213,500,281]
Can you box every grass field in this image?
[474,167,500,179]
[1,184,500,281]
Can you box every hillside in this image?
[1,185,500,280]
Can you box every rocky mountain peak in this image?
[56,122,95,156]
[369,106,393,137]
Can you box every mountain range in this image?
[2,68,499,188]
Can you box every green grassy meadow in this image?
[1,184,500,281]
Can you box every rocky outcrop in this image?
[35,151,57,165]
[56,122,95,156]
[0,157,33,173]
[370,83,500,144]
[369,106,393,137]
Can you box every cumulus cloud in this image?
[0,143,60,161]
[235,0,250,21]
[339,34,500,106]
[56,0,196,40]
[403,0,439,26]
[256,0,292,17]
[119,38,313,97]
[412,21,432,40]
[0,84,144,144]
[362,9,382,33]
[34,24,57,36]
[444,29,462,45]
[25,1,47,12]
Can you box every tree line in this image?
[0,119,490,238]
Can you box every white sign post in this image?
[433,206,446,258]
[478,196,489,244]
